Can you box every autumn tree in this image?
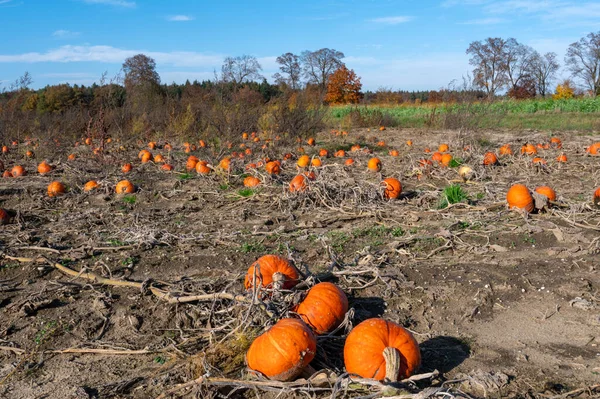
[301,48,345,92]
[221,55,263,85]
[529,51,560,97]
[122,54,161,90]
[273,52,302,90]
[565,31,600,96]
[553,80,575,99]
[466,38,510,99]
[325,65,363,104]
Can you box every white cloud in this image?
[0,0,13,4]
[52,30,80,38]
[167,15,194,21]
[458,17,506,24]
[367,16,413,25]
[0,45,224,67]
[81,0,135,8]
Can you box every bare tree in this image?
[301,48,345,92]
[273,52,302,90]
[565,31,600,96]
[122,54,160,89]
[504,38,534,92]
[466,38,510,99]
[530,51,560,97]
[221,55,263,85]
[9,71,33,91]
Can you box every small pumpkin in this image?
[47,181,66,197]
[535,186,556,202]
[483,152,498,166]
[244,176,261,187]
[297,155,310,168]
[307,138,316,146]
[2,146,9,154]
[122,163,132,173]
[296,282,348,334]
[68,154,76,161]
[244,254,299,290]
[116,180,135,194]
[2,170,12,178]
[153,154,165,163]
[0,208,10,225]
[265,161,281,175]
[148,141,157,150]
[556,154,567,163]
[138,149,151,159]
[594,187,600,207]
[458,165,474,181]
[37,161,53,175]
[161,163,174,171]
[521,144,537,155]
[440,153,453,167]
[246,318,316,381]
[83,180,99,192]
[379,126,386,131]
[319,149,329,158]
[406,140,413,146]
[506,184,534,213]
[382,178,402,199]
[140,152,152,163]
[345,158,355,166]
[25,150,34,158]
[367,157,382,172]
[350,144,361,152]
[431,152,443,163]
[219,157,231,172]
[377,141,386,147]
[311,158,322,167]
[389,149,399,157]
[532,157,547,165]
[344,318,421,381]
[11,165,25,177]
[186,156,199,171]
[438,144,449,153]
[196,161,211,175]
[550,137,562,148]
[289,174,308,192]
[334,150,346,158]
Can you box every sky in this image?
[0,0,599,91]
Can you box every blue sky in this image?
[1,0,599,91]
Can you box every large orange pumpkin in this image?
[195,161,211,175]
[506,184,534,213]
[244,176,260,187]
[586,142,600,155]
[37,161,53,175]
[289,174,308,192]
[344,318,421,381]
[244,254,299,290]
[47,181,66,197]
[246,318,316,381]
[296,282,348,334]
[116,180,135,194]
[535,186,556,202]
[382,178,402,199]
[367,157,382,172]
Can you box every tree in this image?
[507,78,536,99]
[301,48,345,92]
[529,52,560,97]
[221,55,263,85]
[466,38,510,99]
[504,38,534,92]
[565,32,600,96]
[273,52,302,90]
[325,65,363,104]
[122,54,160,90]
[553,80,575,99]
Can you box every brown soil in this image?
[0,128,599,398]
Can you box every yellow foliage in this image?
[553,82,575,100]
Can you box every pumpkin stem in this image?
[383,347,401,383]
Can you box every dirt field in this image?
[0,128,599,399]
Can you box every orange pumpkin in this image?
[196,161,211,175]
[246,318,316,381]
[350,144,361,152]
[25,150,34,158]
[344,318,421,381]
[304,170,316,180]
[83,180,99,192]
[153,154,165,163]
[334,150,346,158]
[116,180,135,194]
[532,157,547,165]
[68,154,76,161]
[345,158,355,166]
[307,138,316,146]
[198,140,206,148]
[244,254,299,290]
[161,164,174,171]
[2,170,12,178]
[440,153,453,167]
[550,137,562,148]
[311,158,322,167]
[85,138,92,146]
[47,181,66,197]
[138,149,151,159]
[296,282,348,334]
[140,152,152,163]
[11,165,25,177]
[483,152,498,166]
[367,157,382,172]
[219,157,231,172]
[0,208,10,225]
[382,178,402,199]
[289,174,308,192]
[297,155,310,168]
[594,187,600,207]
[377,141,386,147]
[37,161,53,175]
[406,140,413,146]
[148,141,156,150]
[521,144,537,155]
[438,144,449,153]
[319,149,329,158]
[431,152,443,163]
[244,176,261,187]
[535,186,556,202]
[506,184,534,213]
[2,146,9,154]
[379,126,386,131]
[122,163,132,173]
[556,154,567,163]
[389,149,399,157]
[265,161,281,175]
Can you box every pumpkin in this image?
[367,158,382,172]
[311,158,322,167]
[438,144,449,153]
[153,154,165,163]
[406,140,413,146]
[196,161,211,175]
[25,150,34,158]
[138,149,151,159]
[11,165,25,177]
[85,138,92,146]
[148,141,156,150]
[2,171,12,178]
[265,161,281,175]
[244,176,261,187]
[47,181,66,197]
[594,187,600,207]
[382,178,402,199]
[68,154,76,161]
[458,165,474,181]
[377,141,386,147]
[246,318,316,381]
[304,171,316,180]
[83,180,99,192]
[550,137,562,148]
[319,149,329,158]
[307,138,316,146]
[423,148,431,153]
[244,254,299,290]
[345,158,355,166]
[556,154,568,163]
[219,157,231,172]
[521,144,537,155]
[37,161,53,175]
[587,142,600,155]
[351,144,361,152]
[2,146,8,154]
[532,157,547,165]
[389,149,399,157]
[335,150,346,158]
[535,186,556,202]
[431,152,443,163]
[418,159,433,167]
[140,152,152,163]
[122,163,132,173]
[440,153,453,167]
[297,155,310,168]
[116,180,135,194]
[242,132,249,140]
[295,282,348,334]
[506,184,534,213]
[161,164,174,171]
[0,208,10,225]
[344,318,421,381]
[483,152,498,166]
[289,174,308,192]
[379,126,386,131]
